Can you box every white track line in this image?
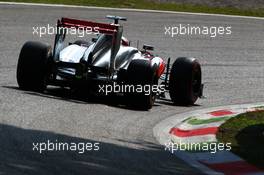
[0,1,263,20]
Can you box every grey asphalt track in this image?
[0,3,264,175]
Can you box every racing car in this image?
[16,15,203,110]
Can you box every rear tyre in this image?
[17,41,52,92]
[126,59,157,110]
[169,57,202,105]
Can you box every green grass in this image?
[216,110,264,169]
[1,0,264,17]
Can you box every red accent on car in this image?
[121,37,130,46]
[157,59,165,77]
[60,18,118,35]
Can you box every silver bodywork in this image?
[59,44,143,69]
[57,34,162,78]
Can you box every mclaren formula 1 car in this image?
[16,15,203,110]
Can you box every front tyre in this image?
[17,41,52,92]
[169,57,202,105]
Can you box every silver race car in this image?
[16,15,203,110]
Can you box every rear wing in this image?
[54,17,123,75]
[58,17,119,35]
